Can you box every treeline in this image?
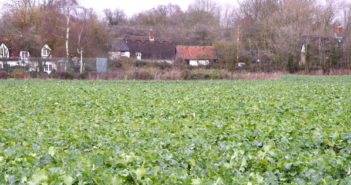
[1,0,351,72]
[0,0,110,58]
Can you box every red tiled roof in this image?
[176,46,217,60]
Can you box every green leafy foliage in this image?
[0,75,351,184]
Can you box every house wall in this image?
[7,61,19,67]
[159,60,173,64]
[238,62,246,67]
[189,60,210,66]
[0,60,30,68]
[109,51,130,60]
[138,59,174,64]
[121,52,130,58]
[1,59,58,74]
[44,62,57,74]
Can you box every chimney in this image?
[149,29,155,42]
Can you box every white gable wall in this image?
[41,44,52,58]
[0,43,9,58]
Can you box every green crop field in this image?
[0,75,351,184]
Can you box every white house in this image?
[40,44,56,74]
[0,43,12,69]
[0,42,57,74]
[109,40,130,60]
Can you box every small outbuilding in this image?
[176,46,217,66]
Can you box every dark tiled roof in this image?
[176,46,217,60]
[125,36,176,60]
[112,39,129,52]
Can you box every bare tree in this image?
[104,8,127,26]
[75,7,89,73]
[187,0,221,26]
[56,0,78,71]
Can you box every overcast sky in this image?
[0,0,237,17]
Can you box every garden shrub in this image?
[0,71,8,79]
[11,68,28,79]
[51,72,75,80]
[183,69,224,80]
[134,60,148,68]
[127,70,154,80]
[154,62,172,70]
[39,72,50,79]
[109,60,123,69]
[78,72,89,80]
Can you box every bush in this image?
[154,62,172,70]
[127,70,154,80]
[38,72,49,79]
[287,54,299,73]
[134,60,148,68]
[11,68,28,79]
[78,72,89,80]
[174,58,192,70]
[51,72,75,80]
[88,72,98,80]
[162,69,183,80]
[106,70,125,80]
[29,71,38,78]
[29,72,50,79]
[183,69,225,80]
[0,71,8,79]
[109,60,123,69]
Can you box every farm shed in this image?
[176,46,217,66]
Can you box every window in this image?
[0,43,9,58]
[0,63,3,69]
[42,49,48,57]
[41,44,51,58]
[44,64,53,72]
[20,51,30,60]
